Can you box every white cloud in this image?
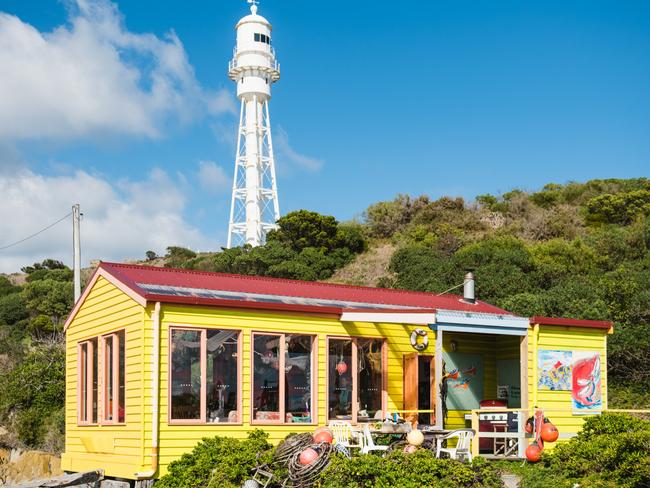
[197,160,230,194]
[0,167,215,273]
[274,127,323,172]
[0,0,235,141]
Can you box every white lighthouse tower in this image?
[226,0,281,248]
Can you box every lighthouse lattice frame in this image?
[227,2,281,248]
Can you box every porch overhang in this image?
[340,310,436,325]
[429,309,530,336]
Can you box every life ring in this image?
[410,328,428,351]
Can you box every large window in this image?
[102,330,126,423]
[328,337,385,423]
[252,333,314,424]
[78,338,98,424]
[170,328,240,423]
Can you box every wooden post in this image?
[434,329,443,429]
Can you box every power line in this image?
[0,212,72,251]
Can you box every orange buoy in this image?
[299,447,319,465]
[336,361,348,375]
[525,443,542,463]
[541,423,559,443]
[313,430,333,444]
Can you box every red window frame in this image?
[101,330,125,424]
[77,338,98,425]
[326,336,387,424]
[168,326,242,425]
[250,331,317,426]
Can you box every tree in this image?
[145,250,158,261]
[22,279,74,330]
[164,246,197,268]
[0,276,20,297]
[267,210,341,252]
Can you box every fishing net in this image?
[288,442,333,487]
[273,433,314,467]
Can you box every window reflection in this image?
[171,330,201,420]
[328,339,352,420]
[253,334,280,421]
[206,329,239,423]
[285,334,312,423]
[357,338,383,421]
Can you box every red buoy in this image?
[336,361,348,375]
[525,443,542,463]
[299,447,319,465]
[313,430,333,444]
[541,423,559,443]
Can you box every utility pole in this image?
[72,204,81,302]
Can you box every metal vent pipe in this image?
[463,272,475,303]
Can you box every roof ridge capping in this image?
[98,261,497,304]
[530,315,613,330]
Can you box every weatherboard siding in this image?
[149,303,426,476]
[62,276,611,480]
[527,325,608,447]
[62,276,147,479]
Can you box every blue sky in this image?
[0,0,648,271]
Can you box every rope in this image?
[273,433,313,467]
[288,442,333,488]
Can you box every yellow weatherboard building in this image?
[62,262,612,482]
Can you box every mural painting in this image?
[538,350,572,391]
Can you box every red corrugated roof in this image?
[99,261,511,315]
[530,316,613,330]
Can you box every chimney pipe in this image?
[463,272,475,303]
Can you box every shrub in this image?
[155,430,272,488]
[0,342,65,450]
[505,413,650,488]
[319,450,503,488]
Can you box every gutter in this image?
[135,301,161,479]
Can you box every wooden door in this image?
[403,353,418,423]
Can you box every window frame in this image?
[100,329,126,425]
[250,331,318,426]
[77,338,98,426]
[167,325,243,426]
[326,336,387,425]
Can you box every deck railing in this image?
[390,408,650,459]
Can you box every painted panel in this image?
[538,350,572,391]
[443,352,484,410]
[572,351,602,414]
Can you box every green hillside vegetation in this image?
[1,177,649,456]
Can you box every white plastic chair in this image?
[330,420,363,450]
[436,429,475,462]
[360,424,389,455]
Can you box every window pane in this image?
[357,339,383,421]
[91,338,98,423]
[252,334,280,421]
[104,335,114,420]
[80,343,88,421]
[206,330,239,423]
[254,33,260,42]
[171,330,201,420]
[117,330,125,422]
[328,339,352,420]
[285,335,312,423]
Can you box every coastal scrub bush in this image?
[503,413,650,488]
[319,450,503,488]
[155,430,272,488]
